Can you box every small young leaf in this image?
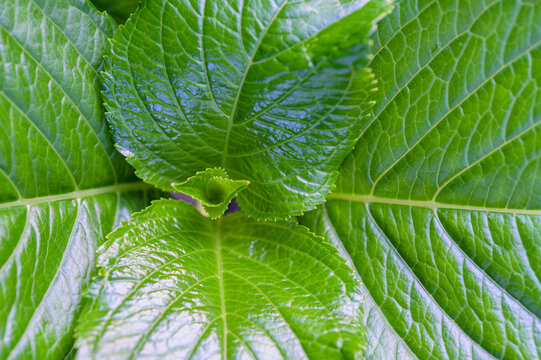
[75,199,365,359]
[102,0,393,220]
[172,168,249,218]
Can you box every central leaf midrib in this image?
[221,0,290,167]
[214,219,228,359]
[327,193,541,215]
[0,182,153,209]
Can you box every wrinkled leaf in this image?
[102,0,392,219]
[0,0,155,358]
[172,168,249,218]
[302,0,541,358]
[76,199,364,359]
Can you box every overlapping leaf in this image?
[302,0,541,358]
[0,0,155,358]
[75,199,365,359]
[102,0,392,219]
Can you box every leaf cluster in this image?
[1,0,539,359]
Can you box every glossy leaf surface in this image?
[102,0,392,219]
[0,0,154,358]
[301,0,541,358]
[76,199,364,359]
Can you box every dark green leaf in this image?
[301,0,541,358]
[102,0,392,219]
[76,199,364,359]
[91,0,140,24]
[0,0,155,358]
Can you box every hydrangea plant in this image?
[0,0,539,359]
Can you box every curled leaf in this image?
[172,168,249,218]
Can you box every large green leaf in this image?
[75,199,364,359]
[301,0,541,358]
[0,0,155,358]
[102,0,392,219]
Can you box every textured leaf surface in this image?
[0,0,154,358]
[76,199,364,359]
[102,0,392,219]
[172,168,249,218]
[301,0,541,358]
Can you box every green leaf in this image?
[75,199,364,359]
[301,0,541,358]
[102,0,393,219]
[0,0,156,358]
[172,168,249,218]
[91,0,140,24]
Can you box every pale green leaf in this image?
[0,0,155,358]
[75,199,364,359]
[301,0,541,358]
[172,168,249,218]
[102,0,392,219]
